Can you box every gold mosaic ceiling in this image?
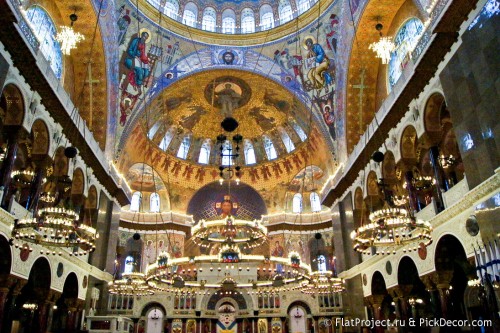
[143,70,311,140]
[44,0,108,149]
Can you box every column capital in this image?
[364,294,386,307]
[387,285,412,299]
[426,270,453,286]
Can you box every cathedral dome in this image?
[136,0,334,45]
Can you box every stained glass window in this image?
[25,6,63,79]
[279,0,293,23]
[202,8,216,32]
[310,192,321,212]
[177,135,191,159]
[241,9,255,33]
[263,136,278,160]
[388,18,424,88]
[130,192,142,211]
[244,140,257,165]
[150,193,160,212]
[292,193,303,213]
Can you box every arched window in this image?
[183,3,198,27]
[164,0,180,19]
[25,6,63,79]
[150,193,160,212]
[310,192,321,212]
[388,18,424,88]
[297,0,310,14]
[292,193,303,213]
[202,7,216,32]
[263,136,278,160]
[147,121,160,140]
[198,140,211,164]
[124,255,135,274]
[159,128,175,151]
[244,140,257,165]
[317,254,327,272]
[279,0,293,23]
[241,8,255,33]
[291,122,307,141]
[279,128,295,153]
[177,135,191,159]
[130,192,142,211]
[260,5,274,30]
[222,9,236,34]
[221,140,232,166]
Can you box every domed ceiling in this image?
[143,69,310,142]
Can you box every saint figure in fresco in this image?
[304,38,332,90]
[215,83,241,117]
[172,241,182,258]
[124,31,151,89]
[272,241,285,257]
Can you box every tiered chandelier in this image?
[145,216,311,293]
[351,171,433,255]
[299,271,345,294]
[108,272,154,296]
[351,206,432,255]
[11,204,98,255]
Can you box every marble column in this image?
[26,156,50,212]
[0,130,21,208]
[429,146,445,210]
[0,276,17,333]
[366,295,386,333]
[3,277,27,333]
[404,170,421,212]
[66,298,79,332]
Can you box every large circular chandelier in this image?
[350,207,432,255]
[11,205,98,255]
[108,272,154,296]
[191,217,267,250]
[299,271,345,294]
[145,217,311,293]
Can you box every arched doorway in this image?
[369,271,392,333]
[397,257,433,322]
[287,301,311,333]
[52,272,79,333]
[141,303,167,333]
[146,307,164,333]
[15,257,51,333]
[434,235,471,320]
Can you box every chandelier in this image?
[108,272,154,296]
[191,217,267,250]
[299,271,345,294]
[439,154,457,169]
[351,206,432,255]
[55,13,85,55]
[11,205,98,255]
[145,217,310,293]
[368,22,395,64]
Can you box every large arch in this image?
[141,302,167,316]
[0,83,25,127]
[0,234,12,276]
[434,234,472,320]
